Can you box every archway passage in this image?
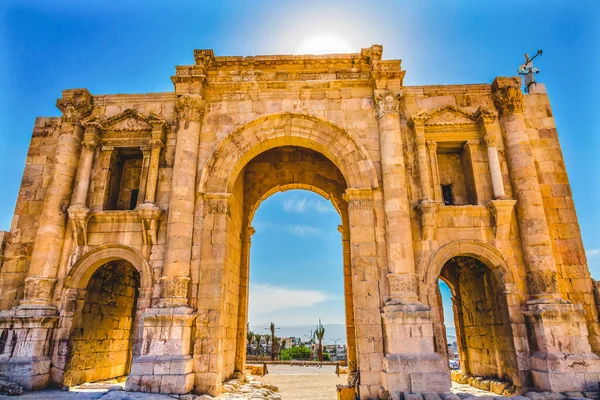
[64,260,140,386]
[435,256,518,385]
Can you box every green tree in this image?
[264,334,271,356]
[315,319,325,362]
[253,333,261,355]
[280,346,311,360]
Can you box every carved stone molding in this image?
[343,188,373,211]
[374,91,402,119]
[160,276,190,300]
[492,78,524,116]
[203,193,232,216]
[67,205,92,247]
[487,199,516,240]
[23,277,56,304]
[137,203,163,246]
[176,95,206,123]
[474,106,497,124]
[56,89,93,124]
[527,270,558,297]
[418,200,440,241]
[387,273,419,296]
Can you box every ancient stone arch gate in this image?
[0,45,599,398]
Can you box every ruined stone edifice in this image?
[0,45,599,398]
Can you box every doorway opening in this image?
[434,255,519,386]
[64,260,140,387]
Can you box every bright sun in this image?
[295,35,353,55]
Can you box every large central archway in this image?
[194,113,382,396]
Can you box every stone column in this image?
[71,130,99,208]
[90,146,115,211]
[160,95,205,307]
[67,127,100,250]
[143,139,164,205]
[374,91,418,304]
[137,145,152,207]
[476,107,507,200]
[409,119,433,202]
[462,140,483,204]
[21,89,92,310]
[427,141,442,202]
[492,77,559,301]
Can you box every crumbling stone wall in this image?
[64,260,139,386]
[0,118,61,309]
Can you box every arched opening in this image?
[433,255,519,386]
[246,189,346,362]
[196,113,381,395]
[63,260,140,387]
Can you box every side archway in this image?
[424,240,516,288]
[199,112,379,194]
[65,244,153,291]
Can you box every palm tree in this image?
[315,319,325,362]
[264,334,271,357]
[253,333,261,355]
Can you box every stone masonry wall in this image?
[524,91,600,351]
[64,261,139,386]
[0,117,61,309]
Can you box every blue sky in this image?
[1,1,598,328]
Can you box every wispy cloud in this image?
[282,195,334,214]
[284,224,320,237]
[586,249,600,258]
[253,220,321,238]
[248,283,331,315]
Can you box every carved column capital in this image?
[426,140,438,152]
[374,90,402,119]
[387,273,419,297]
[482,133,497,148]
[474,106,497,125]
[81,139,99,151]
[160,276,190,305]
[176,95,206,123]
[203,193,232,215]
[23,277,57,305]
[527,270,559,297]
[343,188,373,210]
[56,89,93,124]
[492,78,524,116]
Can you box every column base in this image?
[0,309,58,390]
[382,354,450,393]
[381,304,451,394]
[524,302,600,392]
[125,354,194,394]
[125,307,196,394]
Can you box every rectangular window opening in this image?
[129,189,139,210]
[442,184,454,206]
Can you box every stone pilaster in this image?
[374,90,419,305]
[160,95,205,307]
[343,188,384,396]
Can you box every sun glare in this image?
[295,35,354,55]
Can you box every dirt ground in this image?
[255,364,347,400]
